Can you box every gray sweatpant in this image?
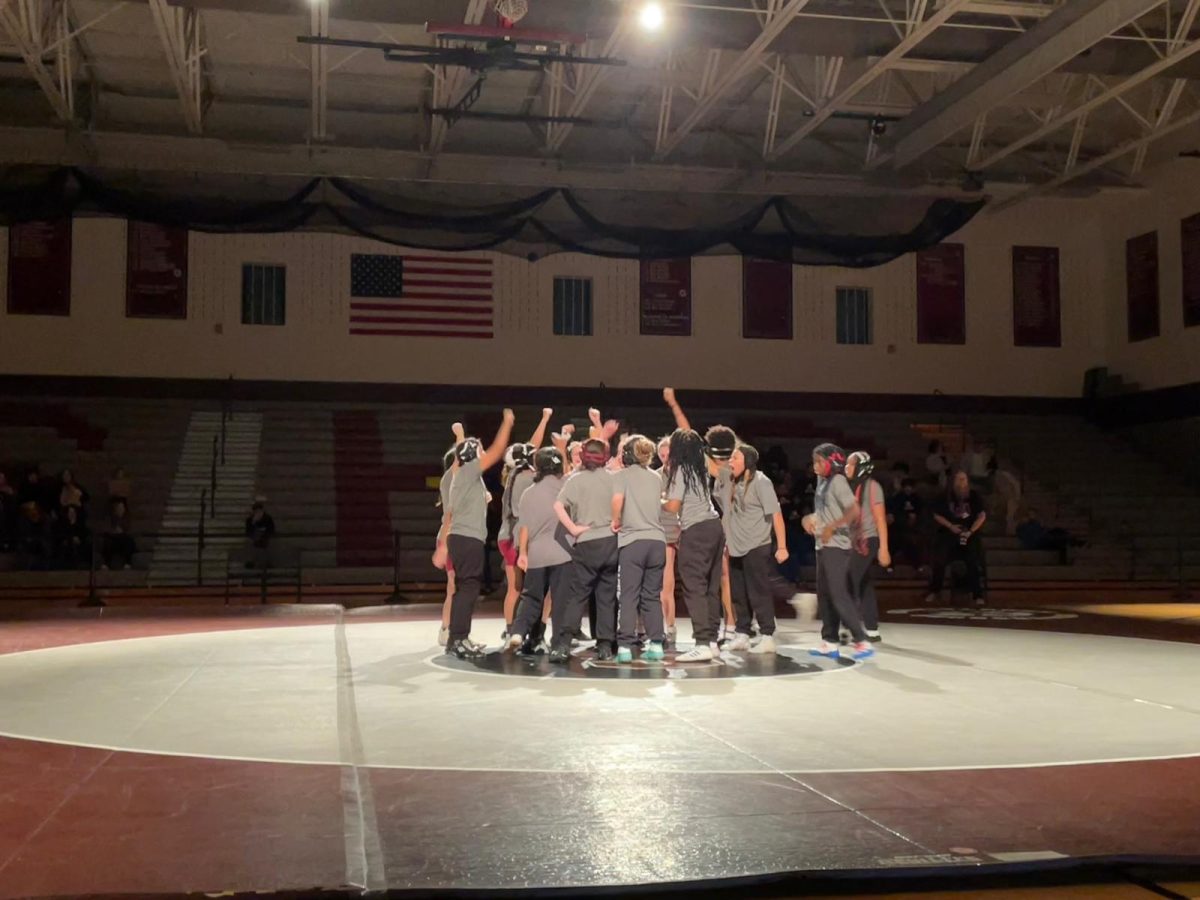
[617,539,666,647]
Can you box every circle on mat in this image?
[430,646,854,679]
[887,608,1078,622]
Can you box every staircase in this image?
[148,410,263,586]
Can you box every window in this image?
[836,287,872,345]
[553,276,592,336]
[241,264,286,326]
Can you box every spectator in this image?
[108,467,132,506]
[925,440,949,489]
[17,469,51,567]
[886,477,926,569]
[888,461,910,494]
[54,504,90,569]
[991,457,1023,535]
[1016,508,1084,565]
[102,498,137,570]
[244,499,276,568]
[0,472,16,551]
[963,440,992,490]
[59,468,90,519]
[926,470,988,607]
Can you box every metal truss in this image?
[147,0,207,134]
[0,0,77,121]
[427,0,489,154]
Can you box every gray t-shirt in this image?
[813,473,856,551]
[518,475,572,569]
[666,468,719,532]
[856,479,885,539]
[447,458,487,542]
[726,471,781,557]
[613,466,666,548]
[713,465,733,521]
[557,467,616,544]
[498,468,534,542]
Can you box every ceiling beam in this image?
[887,0,1166,169]
[655,0,813,160]
[767,0,972,161]
[0,0,74,121]
[146,0,206,134]
[546,23,628,153]
[426,0,489,154]
[309,0,328,141]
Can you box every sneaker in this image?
[534,640,550,654]
[616,646,633,663]
[595,643,615,662]
[866,630,882,643]
[445,638,485,660]
[748,635,777,654]
[725,633,752,652]
[808,641,840,659]
[675,645,714,662]
[505,633,524,652]
[852,641,876,660]
[437,626,449,647]
[465,637,487,652]
[710,641,722,660]
[788,592,818,621]
[548,645,571,664]
[643,642,665,661]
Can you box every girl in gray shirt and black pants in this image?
[611,436,667,663]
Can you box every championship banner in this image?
[1126,230,1159,342]
[916,242,965,344]
[7,219,71,316]
[1012,245,1061,347]
[639,257,691,336]
[742,256,792,340]
[127,220,188,318]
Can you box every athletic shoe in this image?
[643,642,665,661]
[505,633,524,652]
[445,639,485,660]
[748,635,777,654]
[615,646,633,663]
[852,641,876,660]
[866,630,882,643]
[465,637,487,653]
[595,644,615,662]
[548,646,571,664]
[788,592,818,621]
[710,641,723,660]
[808,641,840,659]
[675,645,714,662]
[437,626,449,647]
[725,633,752,652]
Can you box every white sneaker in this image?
[726,633,752,651]
[748,635,777,654]
[710,641,722,659]
[675,645,714,662]
[505,633,523,652]
[437,626,449,647]
[465,637,487,652]
[789,592,818,621]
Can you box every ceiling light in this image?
[638,2,665,31]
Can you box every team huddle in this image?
[433,389,884,664]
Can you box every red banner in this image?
[126,221,188,318]
[742,257,792,340]
[1182,213,1200,329]
[639,257,691,336]
[916,243,965,344]
[1126,230,1160,343]
[1012,246,1061,347]
[7,219,71,316]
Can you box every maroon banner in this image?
[1182,213,1200,329]
[639,257,691,336]
[1012,245,1061,347]
[742,256,792,340]
[7,219,71,316]
[1126,230,1160,343]
[916,243,965,344]
[126,221,188,319]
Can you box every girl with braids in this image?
[554,438,620,660]
[846,451,889,642]
[664,428,725,662]
[656,436,680,648]
[722,444,790,655]
[803,443,875,661]
[497,407,555,641]
[611,435,667,663]
[506,447,574,654]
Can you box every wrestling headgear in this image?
[621,434,645,468]
[847,451,874,487]
[533,447,564,478]
[812,442,847,477]
[580,439,609,470]
[504,442,534,469]
[704,426,738,461]
[455,438,482,465]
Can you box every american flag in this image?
[348,253,494,339]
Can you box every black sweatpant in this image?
[816,548,867,644]
[446,534,484,642]
[728,544,779,637]
[556,535,618,651]
[511,563,570,645]
[848,536,880,631]
[617,539,666,647]
[677,517,725,645]
[929,532,987,599]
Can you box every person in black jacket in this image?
[245,500,276,569]
[926,471,988,607]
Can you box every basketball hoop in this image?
[494,0,529,23]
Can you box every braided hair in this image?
[665,428,707,499]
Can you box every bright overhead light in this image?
[638,2,665,31]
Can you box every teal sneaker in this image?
[616,646,634,663]
[642,642,665,661]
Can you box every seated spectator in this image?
[54,504,90,569]
[102,498,137,570]
[245,499,276,568]
[1016,508,1084,565]
[59,468,88,512]
[17,469,51,568]
[886,478,926,569]
[925,440,949,489]
[108,467,132,506]
[926,471,988,607]
[963,440,992,491]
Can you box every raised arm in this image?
[551,424,574,475]
[528,407,553,448]
[662,387,691,432]
[451,421,465,443]
[478,408,516,471]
